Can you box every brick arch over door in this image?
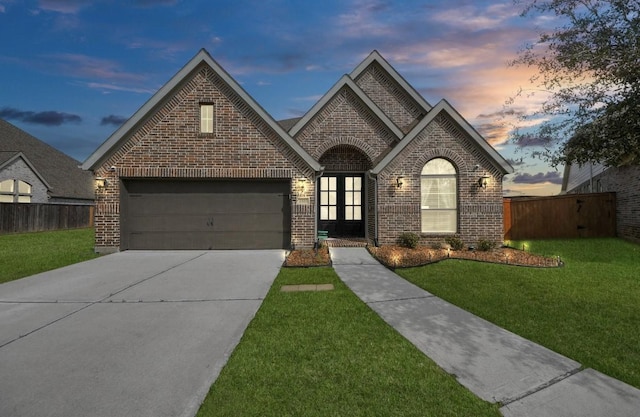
[312,137,378,165]
[319,145,373,172]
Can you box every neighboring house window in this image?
[421,158,457,233]
[200,103,214,133]
[0,179,32,203]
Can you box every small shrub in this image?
[430,242,443,250]
[477,239,496,251]
[444,236,464,251]
[398,232,420,249]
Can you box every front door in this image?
[318,174,364,237]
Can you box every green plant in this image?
[430,242,443,250]
[398,232,420,249]
[197,267,501,417]
[398,238,640,389]
[477,239,496,252]
[444,236,464,251]
[0,228,98,284]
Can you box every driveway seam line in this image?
[500,366,584,406]
[367,295,435,304]
[0,252,208,349]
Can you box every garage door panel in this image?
[128,194,287,215]
[121,180,291,250]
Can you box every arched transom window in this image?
[421,158,457,233]
[0,179,32,203]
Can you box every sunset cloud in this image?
[0,107,82,126]
[511,171,563,185]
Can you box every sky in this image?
[0,0,565,196]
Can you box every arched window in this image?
[0,179,32,203]
[421,158,457,233]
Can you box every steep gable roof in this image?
[289,74,404,140]
[371,99,514,175]
[83,49,321,172]
[0,151,51,189]
[0,119,94,200]
[350,50,432,115]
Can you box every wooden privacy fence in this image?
[504,193,616,240]
[0,203,94,234]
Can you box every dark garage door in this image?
[121,179,291,250]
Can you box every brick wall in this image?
[377,113,505,247]
[569,165,640,242]
[93,64,315,251]
[353,62,425,133]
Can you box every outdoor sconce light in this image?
[95,177,108,190]
[478,175,490,189]
[296,179,307,194]
[396,176,404,188]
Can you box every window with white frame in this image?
[200,103,214,133]
[0,179,32,203]
[421,158,457,233]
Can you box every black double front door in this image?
[318,174,364,237]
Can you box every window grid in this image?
[344,176,362,221]
[200,104,214,133]
[421,159,457,233]
[0,179,32,203]
[319,177,337,220]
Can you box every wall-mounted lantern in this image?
[396,176,404,188]
[478,175,490,189]
[296,178,307,195]
[95,177,108,190]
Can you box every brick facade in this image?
[0,157,49,203]
[568,165,640,242]
[85,49,512,252]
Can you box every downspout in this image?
[367,170,379,246]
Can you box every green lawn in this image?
[197,267,500,417]
[397,238,640,389]
[0,228,98,284]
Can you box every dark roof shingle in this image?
[0,119,94,201]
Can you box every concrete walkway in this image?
[331,247,640,417]
[0,250,284,417]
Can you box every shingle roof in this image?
[0,119,94,201]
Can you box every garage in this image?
[120,179,291,250]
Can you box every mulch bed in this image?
[283,247,331,267]
[369,245,561,269]
[284,245,561,268]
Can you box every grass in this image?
[397,238,640,389]
[0,228,98,284]
[197,267,501,417]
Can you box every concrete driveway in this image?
[0,250,285,417]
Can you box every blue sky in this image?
[0,0,564,196]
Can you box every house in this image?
[562,162,640,241]
[0,119,94,205]
[82,49,513,253]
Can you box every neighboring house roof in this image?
[372,99,514,175]
[0,151,52,189]
[277,117,302,132]
[83,49,322,172]
[0,119,94,200]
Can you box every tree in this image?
[511,0,640,167]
